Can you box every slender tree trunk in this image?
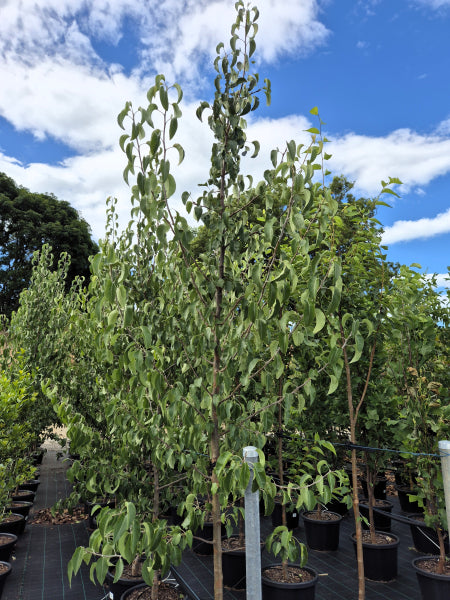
[340,315,365,600]
[365,462,376,544]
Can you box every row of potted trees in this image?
[0,357,47,599]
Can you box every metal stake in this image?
[243,446,261,600]
[438,440,450,533]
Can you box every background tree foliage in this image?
[0,172,99,318]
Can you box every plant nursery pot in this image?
[396,486,422,513]
[119,581,190,599]
[31,449,45,465]
[0,534,18,562]
[0,561,12,600]
[325,495,350,516]
[359,499,393,533]
[221,534,264,590]
[261,564,318,600]
[84,498,116,529]
[6,501,33,519]
[271,502,299,530]
[360,477,387,500]
[18,479,40,493]
[412,556,450,600]
[302,511,342,551]
[105,564,145,600]
[192,521,226,555]
[11,489,35,503]
[0,514,26,536]
[351,531,400,581]
[222,535,247,590]
[407,514,449,555]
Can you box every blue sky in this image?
[0,0,448,287]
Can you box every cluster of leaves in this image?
[0,358,37,517]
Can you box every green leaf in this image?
[309,106,319,116]
[313,309,326,334]
[169,117,178,140]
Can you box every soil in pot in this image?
[0,561,12,600]
[120,581,189,599]
[261,564,318,600]
[351,531,400,582]
[359,499,393,533]
[302,511,342,551]
[0,513,26,536]
[271,502,299,530]
[0,534,17,562]
[412,556,450,600]
[407,514,449,555]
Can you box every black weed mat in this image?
[3,449,423,599]
[3,448,107,600]
[172,500,423,600]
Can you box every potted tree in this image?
[385,269,449,599]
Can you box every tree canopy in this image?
[0,172,99,318]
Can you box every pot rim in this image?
[261,563,318,589]
[412,556,450,581]
[350,530,400,549]
[302,509,343,522]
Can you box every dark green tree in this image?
[0,172,99,318]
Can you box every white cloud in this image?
[328,127,450,197]
[0,57,145,152]
[382,208,450,244]
[423,273,450,288]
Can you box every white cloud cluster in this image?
[382,208,450,244]
[0,0,449,253]
[329,128,450,196]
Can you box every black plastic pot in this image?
[18,479,40,493]
[360,477,387,500]
[359,499,393,533]
[271,502,300,530]
[302,511,342,551]
[412,556,450,600]
[11,490,35,503]
[31,449,45,465]
[325,495,350,516]
[222,535,247,590]
[351,531,400,581]
[84,498,116,529]
[0,514,26,536]
[105,566,145,600]
[0,561,12,600]
[6,501,33,519]
[261,564,318,600]
[119,581,190,599]
[396,486,422,513]
[0,534,17,562]
[221,534,264,590]
[407,514,449,555]
[192,521,226,555]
